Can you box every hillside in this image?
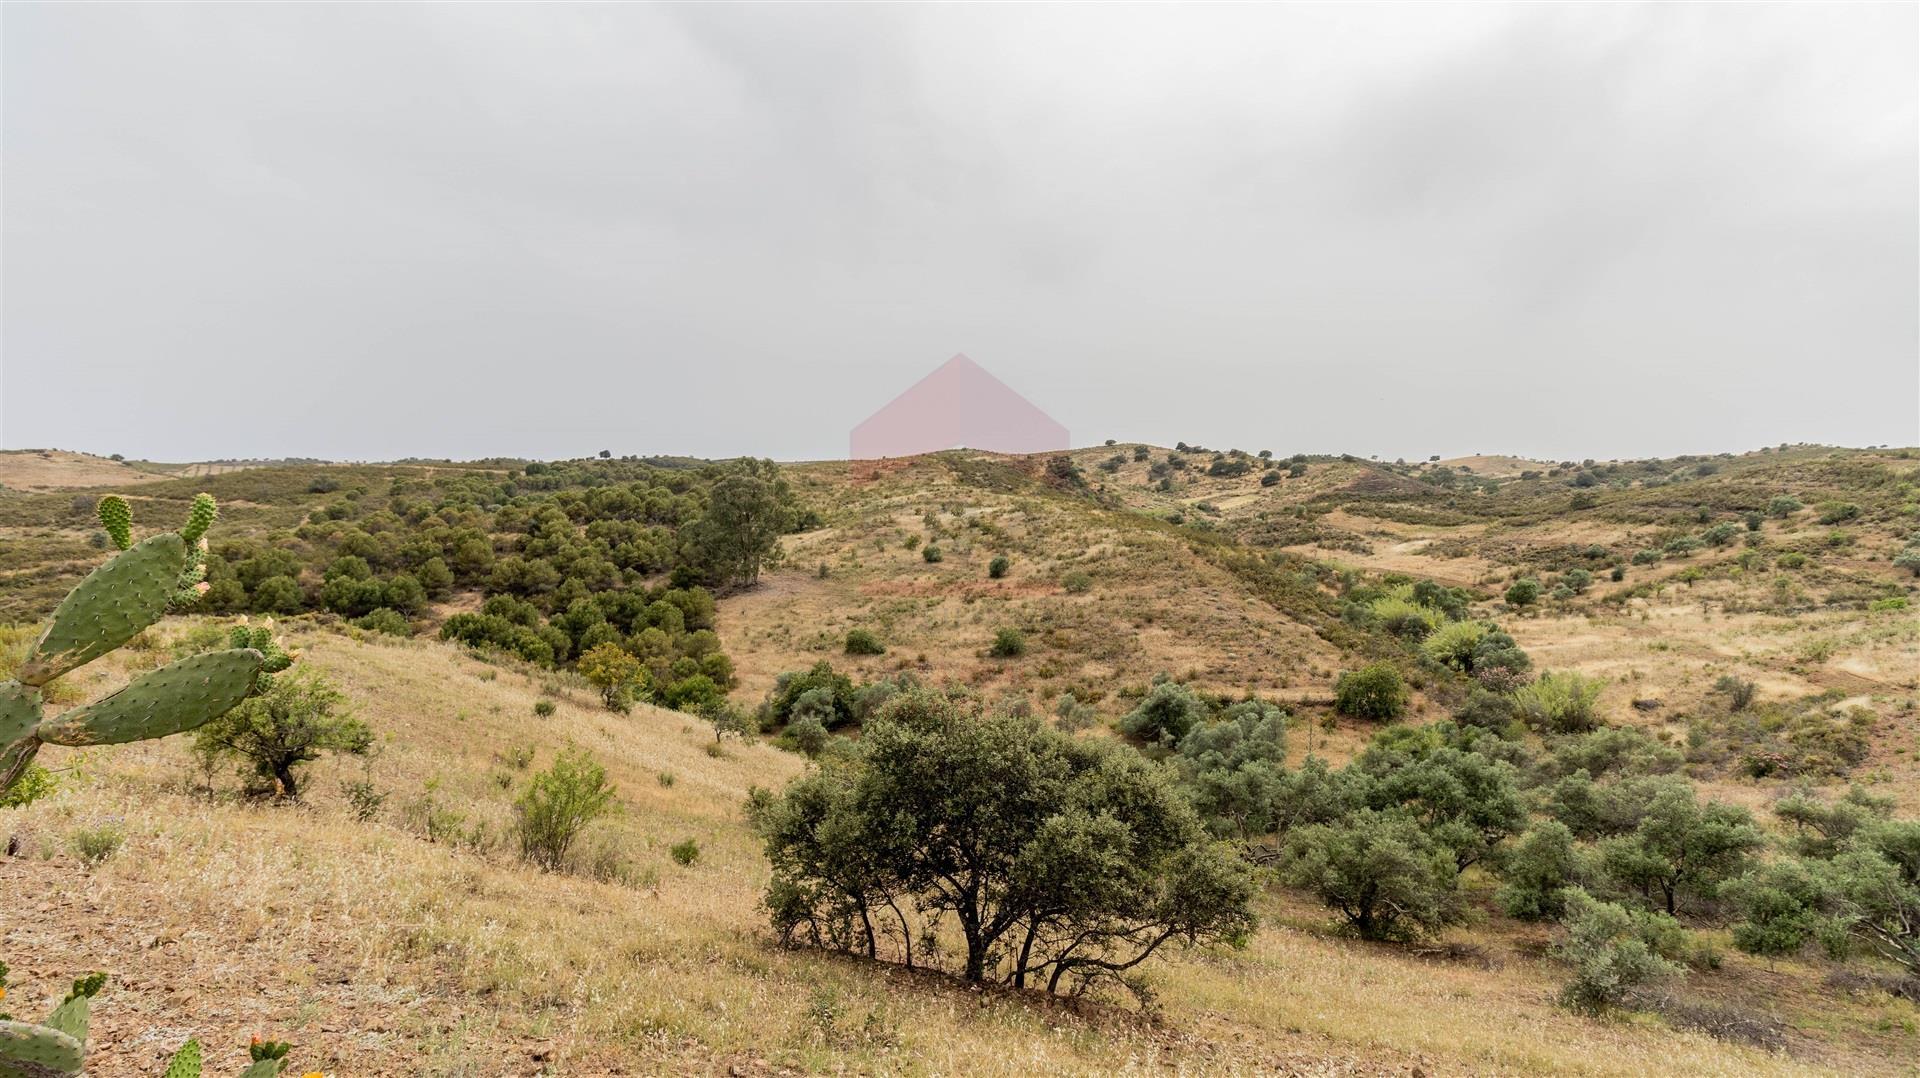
[1,443,1917,1074]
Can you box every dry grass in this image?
[0,622,1905,1075]
[0,450,170,491]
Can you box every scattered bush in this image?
[192,668,372,800]
[353,607,412,636]
[513,746,617,871]
[578,642,646,711]
[1815,501,1860,525]
[1554,888,1684,1014]
[987,554,1011,579]
[68,823,125,868]
[670,838,702,866]
[1061,571,1093,594]
[1279,809,1459,940]
[1334,663,1407,721]
[533,699,557,717]
[1119,678,1210,747]
[1498,821,1581,920]
[1505,578,1542,607]
[788,714,831,756]
[921,544,944,563]
[988,628,1026,658]
[843,628,886,656]
[1513,672,1604,734]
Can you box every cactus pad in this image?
[180,494,218,545]
[162,1038,203,1078]
[96,496,133,551]
[0,1019,84,1077]
[38,649,263,747]
[0,681,39,745]
[19,535,186,686]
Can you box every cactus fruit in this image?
[1,495,291,799]
[95,496,132,551]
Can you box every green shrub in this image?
[843,628,885,656]
[1815,501,1860,525]
[1369,595,1441,639]
[768,661,857,728]
[1766,495,1803,518]
[1893,546,1920,577]
[1778,552,1807,569]
[1279,808,1458,939]
[577,642,645,711]
[1554,888,1683,1013]
[1119,679,1209,746]
[921,545,943,563]
[533,699,556,717]
[353,607,412,636]
[1061,571,1093,594]
[987,555,1011,579]
[0,764,57,808]
[191,668,372,800]
[1513,671,1604,734]
[989,628,1027,658]
[788,714,830,756]
[512,746,617,871]
[1334,663,1407,721]
[1497,821,1581,920]
[68,823,125,868]
[1423,620,1489,669]
[1505,578,1542,606]
[670,838,702,866]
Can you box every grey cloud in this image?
[2,2,1913,462]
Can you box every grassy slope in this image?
[3,626,1879,1076]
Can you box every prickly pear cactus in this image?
[162,1035,301,1078]
[0,495,290,798]
[0,967,103,1078]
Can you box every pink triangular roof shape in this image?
[850,354,1070,460]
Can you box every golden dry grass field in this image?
[2,443,1917,1075]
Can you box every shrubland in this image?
[0,442,1916,1072]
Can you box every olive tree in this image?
[750,690,1256,994]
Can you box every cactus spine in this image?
[0,495,289,797]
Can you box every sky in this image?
[3,3,1915,463]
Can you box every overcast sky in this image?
[3,3,1915,463]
